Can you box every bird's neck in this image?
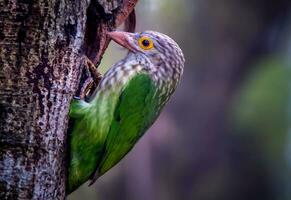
[132,53,182,90]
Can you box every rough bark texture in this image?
[0,0,137,199]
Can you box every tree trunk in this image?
[0,0,137,199]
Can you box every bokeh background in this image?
[69,0,291,199]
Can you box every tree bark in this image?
[0,0,137,199]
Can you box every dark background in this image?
[69,0,291,199]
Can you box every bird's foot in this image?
[75,56,103,101]
[84,57,103,83]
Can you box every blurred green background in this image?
[69,0,291,199]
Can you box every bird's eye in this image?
[138,36,154,50]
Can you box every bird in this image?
[67,30,185,194]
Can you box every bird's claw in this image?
[84,56,103,82]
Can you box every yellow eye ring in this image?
[138,36,154,50]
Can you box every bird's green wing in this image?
[67,83,122,193]
[90,72,161,181]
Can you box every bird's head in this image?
[107,31,185,82]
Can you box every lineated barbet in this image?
[67,30,185,193]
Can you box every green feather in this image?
[67,83,120,192]
[96,73,159,175]
[67,72,161,193]
[69,99,90,118]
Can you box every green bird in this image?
[67,30,185,193]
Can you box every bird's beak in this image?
[107,31,136,52]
